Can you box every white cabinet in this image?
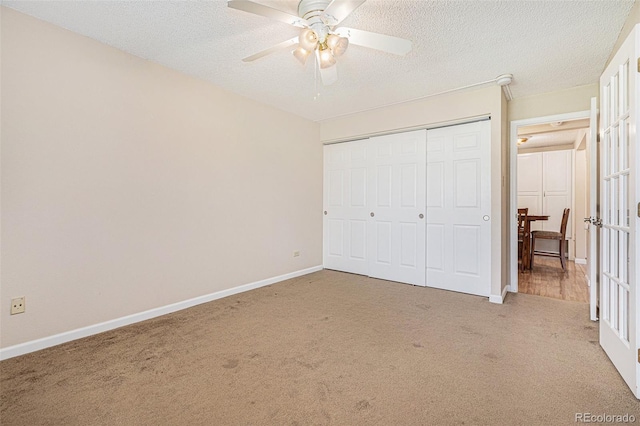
[517,150,572,253]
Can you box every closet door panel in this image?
[516,150,573,254]
[368,130,426,286]
[542,150,572,238]
[323,141,370,275]
[543,151,571,192]
[517,153,544,231]
[517,153,543,197]
[426,121,491,297]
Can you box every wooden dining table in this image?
[522,215,549,270]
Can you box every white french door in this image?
[599,24,639,399]
[367,130,426,286]
[425,121,492,297]
[588,97,599,322]
[323,140,369,275]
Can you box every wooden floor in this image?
[518,256,590,303]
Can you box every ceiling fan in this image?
[228,0,412,85]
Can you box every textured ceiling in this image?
[518,119,589,150]
[519,119,591,137]
[517,128,586,151]
[3,0,635,121]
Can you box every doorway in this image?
[509,110,592,301]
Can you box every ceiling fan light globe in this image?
[332,36,349,57]
[326,34,340,50]
[299,28,319,52]
[292,47,311,65]
[318,48,336,69]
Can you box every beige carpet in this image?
[1,270,638,425]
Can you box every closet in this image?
[323,120,492,296]
[517,150,573,254]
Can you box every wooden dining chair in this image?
[531,208,570,271]
[517,208,529,271]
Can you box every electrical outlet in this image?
[293,251,300,257]
[11,297,25,315]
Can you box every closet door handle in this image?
[419,214,424,219]
[370,212,375,217]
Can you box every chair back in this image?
[517,208,528,233]
[559,208,570,238]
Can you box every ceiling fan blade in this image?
[335,27,412,56]
[321,0,366,26]
[242,37,299,62]
[228,0,309,28]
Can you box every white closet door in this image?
[517,153,544,231]
[323,141,369,275]
[367,130,426,286]
[540,150,572,253]
[542,150,572,233]
[426,121,491,297]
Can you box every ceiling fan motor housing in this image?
[298,0,332,42]
[298,0,331,19]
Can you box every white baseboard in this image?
[0,265,323,361]
[489,285,510,304]
[574,258,587,265]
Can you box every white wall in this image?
[320,85,508,299]
[0,8,322,349]
[508,84,598,122]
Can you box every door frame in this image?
[509,110,591,293]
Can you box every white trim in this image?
[571,148,576,261]
[574,258,587,265]
[490,285,510,304]
[509,110,591,293]
[0,265,323,361]
[322,115,490,145]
